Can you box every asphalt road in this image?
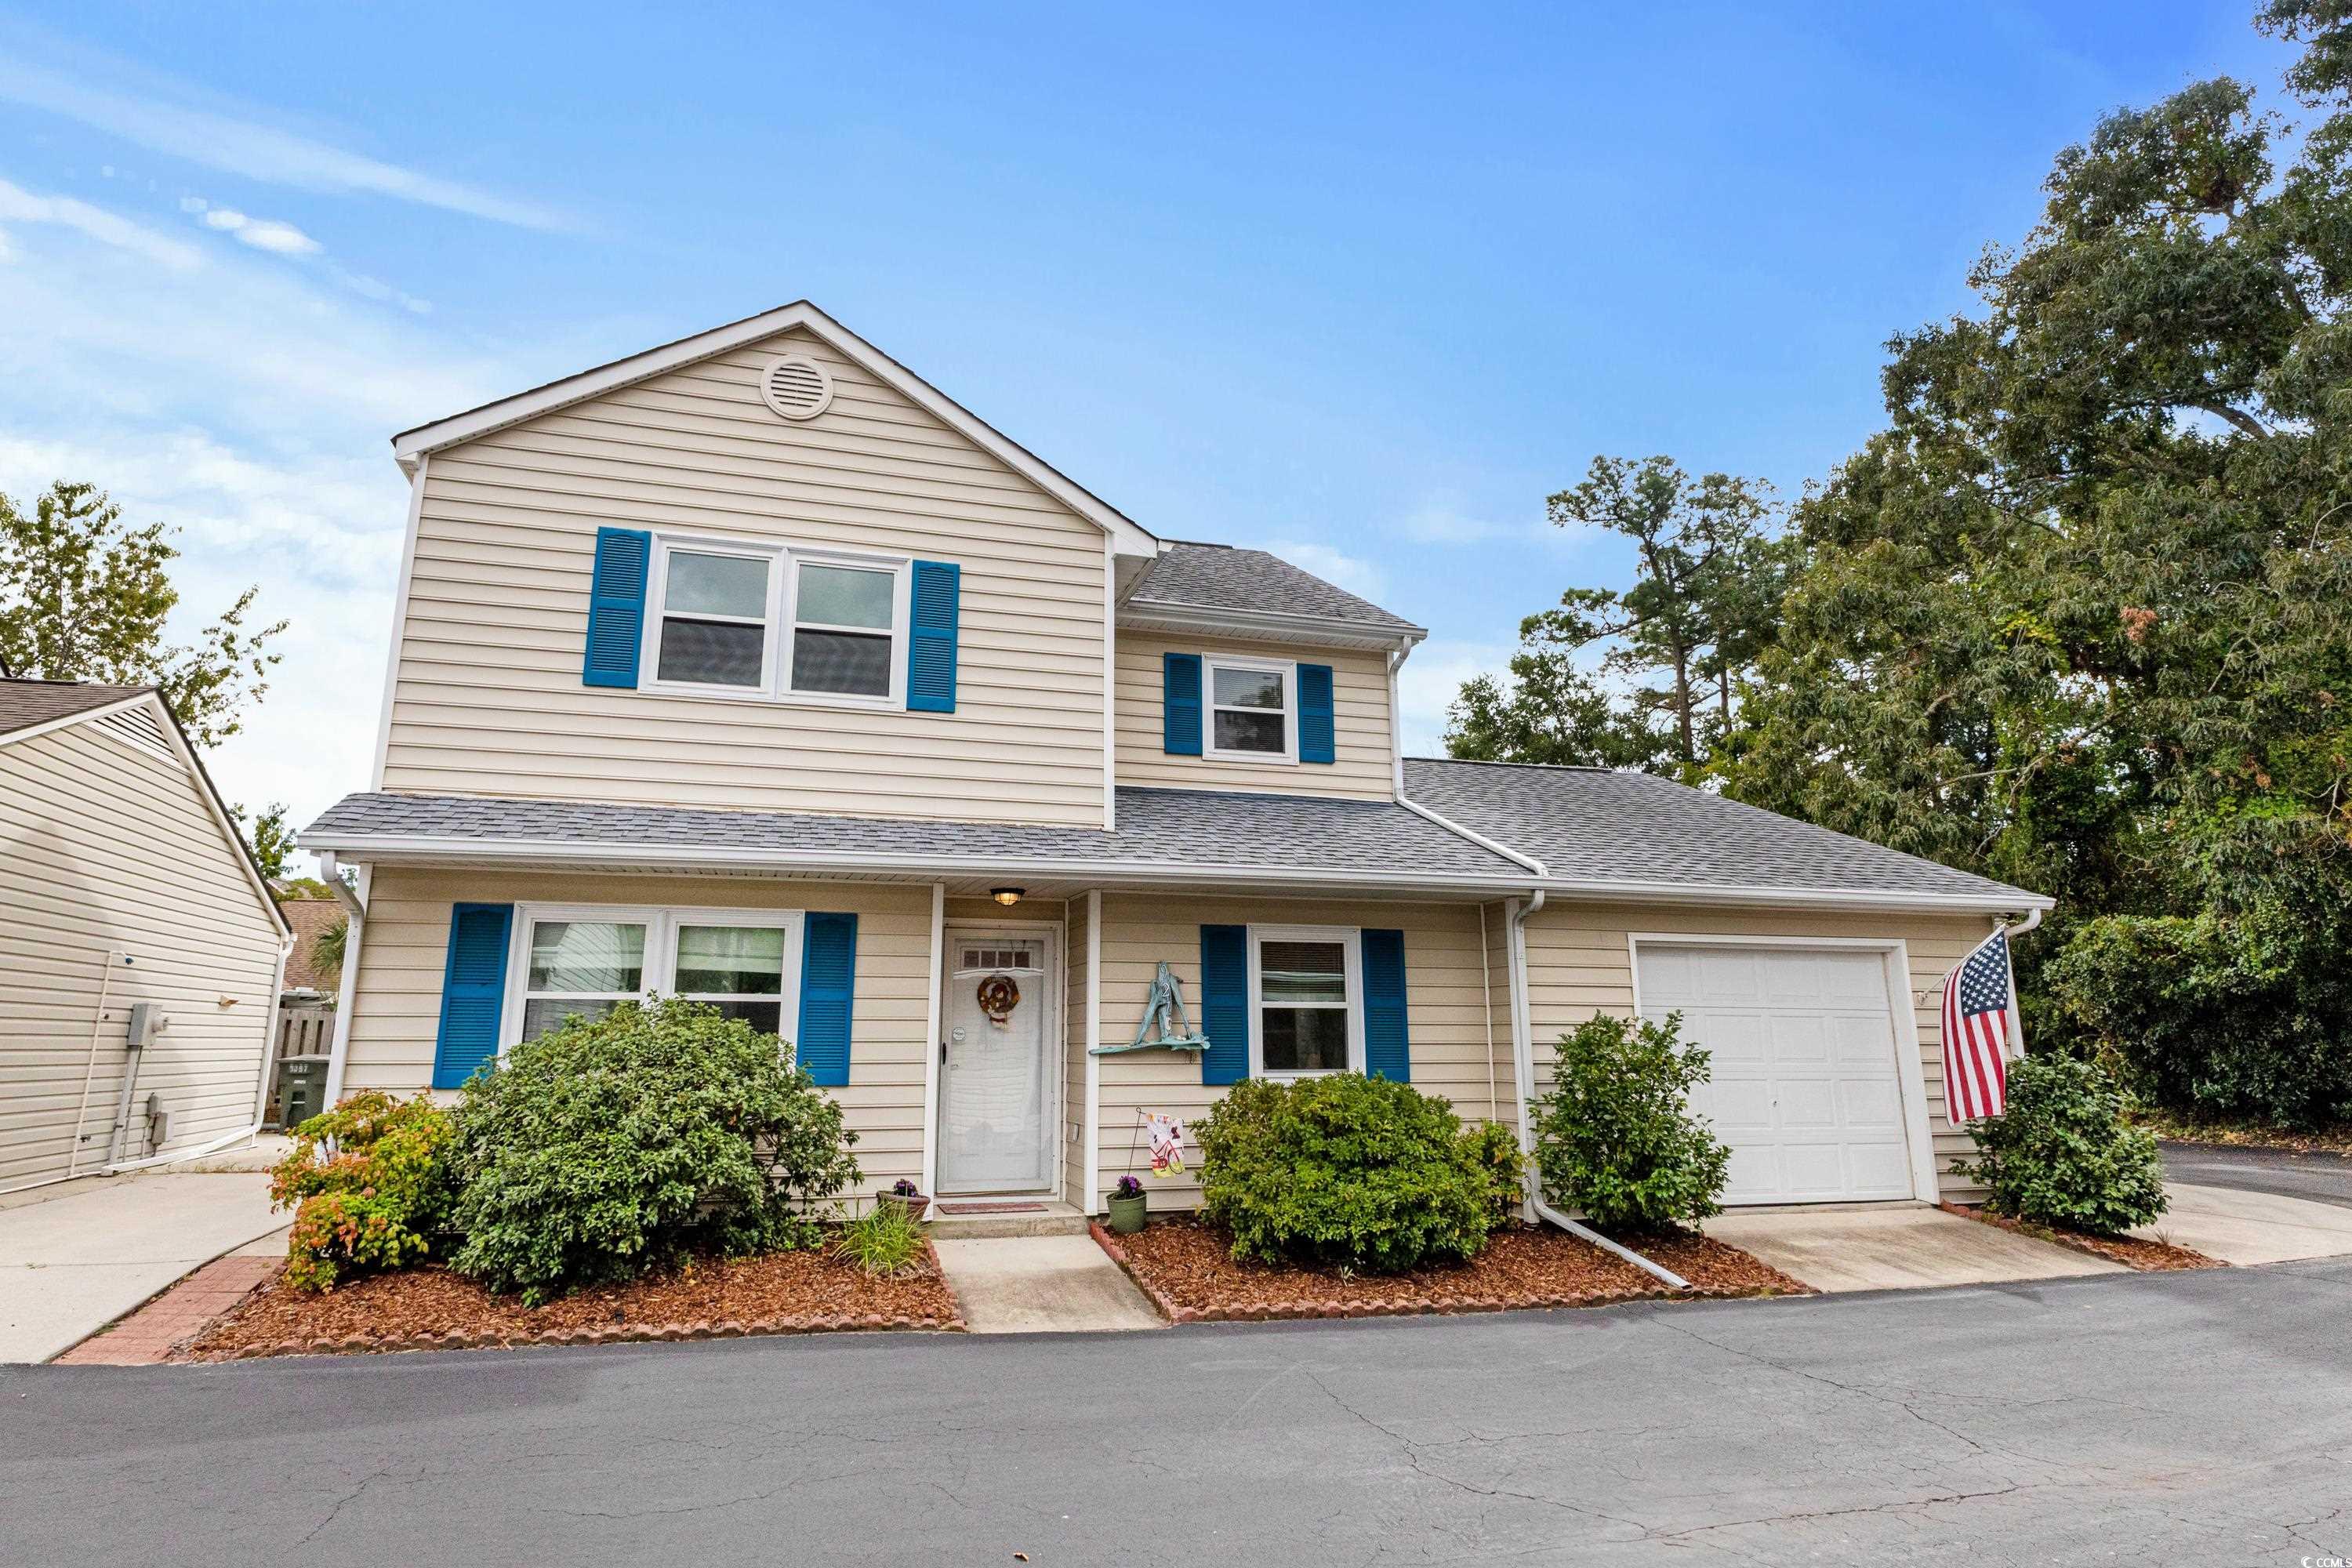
[2163,1139,2352,1208]
[9,1261,2350,1566]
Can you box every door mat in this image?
[934,1201,1048,1215]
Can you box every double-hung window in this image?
[1247,925,1363,1076]
[1204,654,1297,763]
[506,906,804,1051]
[645,535,909,707]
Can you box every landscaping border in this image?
[176,1240,967,1362]
[1090,1221,1784,1323]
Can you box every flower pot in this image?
[878,1188,930,1224]
[1106,1190,1147,1235]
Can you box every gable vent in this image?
[760,354,834,422]
[94,706,175,762]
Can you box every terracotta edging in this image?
[1936,1201,2224,1272]
[1088,1221,1759,1324]
[183,1240,968,1361]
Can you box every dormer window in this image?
[1203,654,1298,763]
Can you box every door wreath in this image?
[975,973,1020,1025]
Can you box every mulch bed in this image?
[1939,1203,2223,1272]
[1092,1218,1809,1323]
[180,1241,964,1361]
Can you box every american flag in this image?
[1941,928,2017,1123]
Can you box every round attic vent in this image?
[760,354,834,421]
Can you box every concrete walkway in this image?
[2136,1181,2352,1265]
[931,1235,1163,1333]
[0,1172,284,1363]
[1704,1202,2124,1293]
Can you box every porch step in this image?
[925,1200,1090,1239]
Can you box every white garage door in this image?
[1636,944,1915,1206]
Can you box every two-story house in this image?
[302,302,2050,1218]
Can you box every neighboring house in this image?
[0,680,292,1192]
[274,896,345,996]
[302,301,2051,1214]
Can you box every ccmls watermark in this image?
[2301,1556,2350,1567]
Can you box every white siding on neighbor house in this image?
[343,868,936,1193]
[1516,902,1994,1201]
[0,720,283,1192]
[1087,894,1505,1207]
[1113,633,1396,800]
[379,325,1112,827]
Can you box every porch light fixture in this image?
[989,887,1025,906]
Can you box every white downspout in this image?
[1507,889,1692,1291]
[318,859,370,1109]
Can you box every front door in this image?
[938,928,1057,1194]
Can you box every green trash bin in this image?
[274,1058,324,1131]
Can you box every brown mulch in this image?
[1940,1203,2223,1272]
[1093,1218,1809,1323]
[180,1241,963,1361]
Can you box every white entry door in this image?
[938,930,1057,1194]
[1636,943,1915,1206]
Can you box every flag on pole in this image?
[1941,927,2017,1123]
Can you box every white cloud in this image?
[0,175,198,268]
[1395,637,1517,757]
[1268,539,1387,601]
[198,204,321,256]
[0,50,570,230]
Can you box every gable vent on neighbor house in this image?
[93,706,175,762]
[760,354,834,421]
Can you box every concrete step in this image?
[925,1200,1090,1240]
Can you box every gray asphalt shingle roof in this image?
[303,785,1530,881]
[1126,543,1424,635]
[1403,757,2039,903]
[0,679,152,737]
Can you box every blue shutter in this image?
[431,903,514,1091]
[583,527,651,688]
[797,913,858,1087]
[1362,928,1410,1083]
[1199,924,1248,1086]
[908,560,960,713]
[1298,662,1336,764]
[1164,653,1203,755]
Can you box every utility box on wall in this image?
[125,1002,166,1049]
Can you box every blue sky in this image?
[0,2,2297,851]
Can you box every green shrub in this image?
[1531,1012,1730,1232]
[1465,1119,1526,1223]
[270,1091,455,1293]
[1194,1073,1505,1273]
[1950,1054,2168,1235]
[837,1200,924,1277]
[446,998,861,1304]
[2045,902,2352,1130]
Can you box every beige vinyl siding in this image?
[380,325,1112,827]
[0,720,282,1192]
[1516,902,1992,1200]
[1114,633,1396,800]
[343,868,935,1193]
[1091,895,1502,1205]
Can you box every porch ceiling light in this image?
[989,887,1025,906]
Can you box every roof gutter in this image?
[1120,598,1425,651]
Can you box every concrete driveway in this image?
[8,1261,2347,1565]
[1703,1201,2122,1292]
[0,1173,285,1363]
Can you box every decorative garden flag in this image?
[1941,927,2018,1123]
[1144,1113,1187,1177]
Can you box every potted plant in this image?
[876,1176,930,1224]
[1106,1174,1147,1235]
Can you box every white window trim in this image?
[499,902,807,1062]
[640,530,912,711]
[1203,652,1299,765]
[1246,923,1364,1079]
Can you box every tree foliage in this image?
[0,481,283,747]
[1446,456,1788,776]
[234,801,295,880]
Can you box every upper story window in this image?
[1204,654,1297,764]
[644,535,909,708]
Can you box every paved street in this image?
[2164,1140,2352,1209]
[7,1260,2350,1566]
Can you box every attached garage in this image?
[1633,939,1936,1207]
